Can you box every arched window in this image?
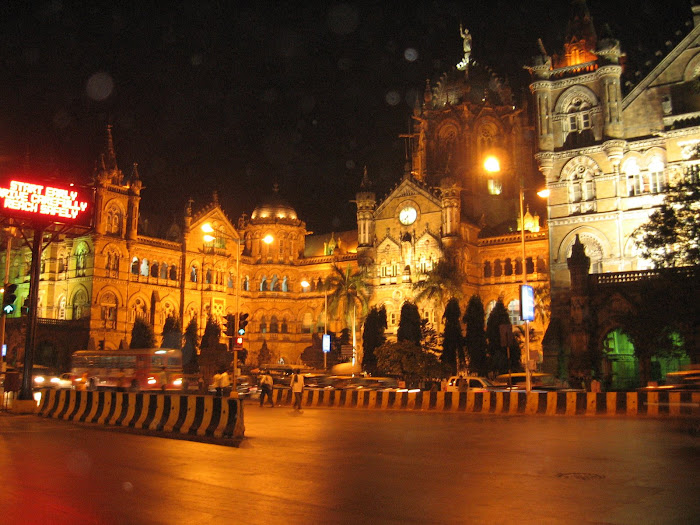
[301,313,313,333]
[260,316,267,334]
[205,268,212,285]
[282,276,288,292]
[131,257,139,275]
[260,276,267,291]
[140,258,149,277]
[623,157,641,196]
[131,297,147,323]
[493,259,503,278]
[507,299,521,326]
[270,315,279,333]
[106,205,123,235]
[648,157,666,193]
[227,273,234,289]
[75,244,89,277]
[169,265,178,281]
[536,256,546,273]
[58,296,66,320]
[72,289,89,320]
[515,258,523,275]
[190,264,198,283]
[160,263,168,280]
[526,257,534,274]
[281,318,288,333]
[483,261,492,278]
[243,276,249,291]
[100,292,118,328]
[150,262,159,278]
[504,258,513,276]
[271,274,279,291]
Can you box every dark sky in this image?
[0,1,693,235]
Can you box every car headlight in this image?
[172,378,182,386]
[147,377,157,385]
[50,377,60,384]
[34,376,45,384]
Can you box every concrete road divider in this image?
[270,388,699,417]
[37,389,244,442]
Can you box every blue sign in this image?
[322,334,331,353]
[520,284,535,322]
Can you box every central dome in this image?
[251,184,298,221]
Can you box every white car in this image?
[33,369,74,390]
[445,376,496,393]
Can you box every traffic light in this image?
[238,312,249,335]
[223,313,236,337]
[234,336,244,348]
[2,283,17,315]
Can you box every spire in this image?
[360,165,371,189]
[105,124,117,171]
[565,0,597,47]
[212,190,219,205]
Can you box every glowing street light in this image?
[484,156,501,173]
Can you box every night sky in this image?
[0,1,693,235]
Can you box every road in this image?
[1,404,698,524]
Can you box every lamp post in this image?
[202,223,274,397]
[302,279,328,370]
[519,185,550,393]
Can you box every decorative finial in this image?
[361,165,371,189]
[272,182,280,194]
[212,190,219,204]
[185,197,193,217]
[457,24,472,71]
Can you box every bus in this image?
[71,348,184,392]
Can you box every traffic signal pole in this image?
[0,232,11,374]
[20,226,45,400]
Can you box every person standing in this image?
[290,369,304,410]
[259,372,274,407]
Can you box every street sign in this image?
[322,334,331,353]
[520,284,535,322]
[0,178,92,227]
[341,344,353,358]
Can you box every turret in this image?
[355,166,376,248]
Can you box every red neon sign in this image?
[0,179,92,226]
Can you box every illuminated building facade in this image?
[529,1,700,377]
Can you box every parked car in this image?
[31,366,74,390]
[445,376,497,392]
[494,372,578,392]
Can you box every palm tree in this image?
[412,258,464,335]
[325,263,372,330]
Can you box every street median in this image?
[271,388,700,417]
[36,389,245,443]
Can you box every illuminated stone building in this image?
[4,33,552,371]
[529,1,700,379]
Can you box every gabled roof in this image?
[374,176,440,216]
[623,19,700,111]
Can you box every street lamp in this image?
[201,222,245,398]
[519,185,549,393]
[302,279,329,370]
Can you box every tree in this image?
[182,318,199,374]
[161,316,182,349]
[329,328,351,367]
[633,171,700,268]
[412,258,464,334]
[300,333,324,369]
[441,298,464,375]
[485,298,515,376]
[200,316,221,351]
[362,305,387,375]
[463,295,488,376]
[375,340,442,388]
[397,301,422,346]
[130,317,156,349]
[326,263,371,330]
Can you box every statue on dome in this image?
[457,24,472,71]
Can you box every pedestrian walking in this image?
[159,366,168,392]
[290,369,304,410]
[259,372,274,407]
[220,370,231,397]
[213,371,222,397]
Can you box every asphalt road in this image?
[1,405,698,524]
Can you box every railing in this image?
[593,266,698,285]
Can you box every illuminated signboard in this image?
[0,178,92,227]
[520,284,535,323]
[322,333,331,353]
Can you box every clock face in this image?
[399,206,417,225]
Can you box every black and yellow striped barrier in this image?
[272,388,700,417]
[37,389,244,442]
